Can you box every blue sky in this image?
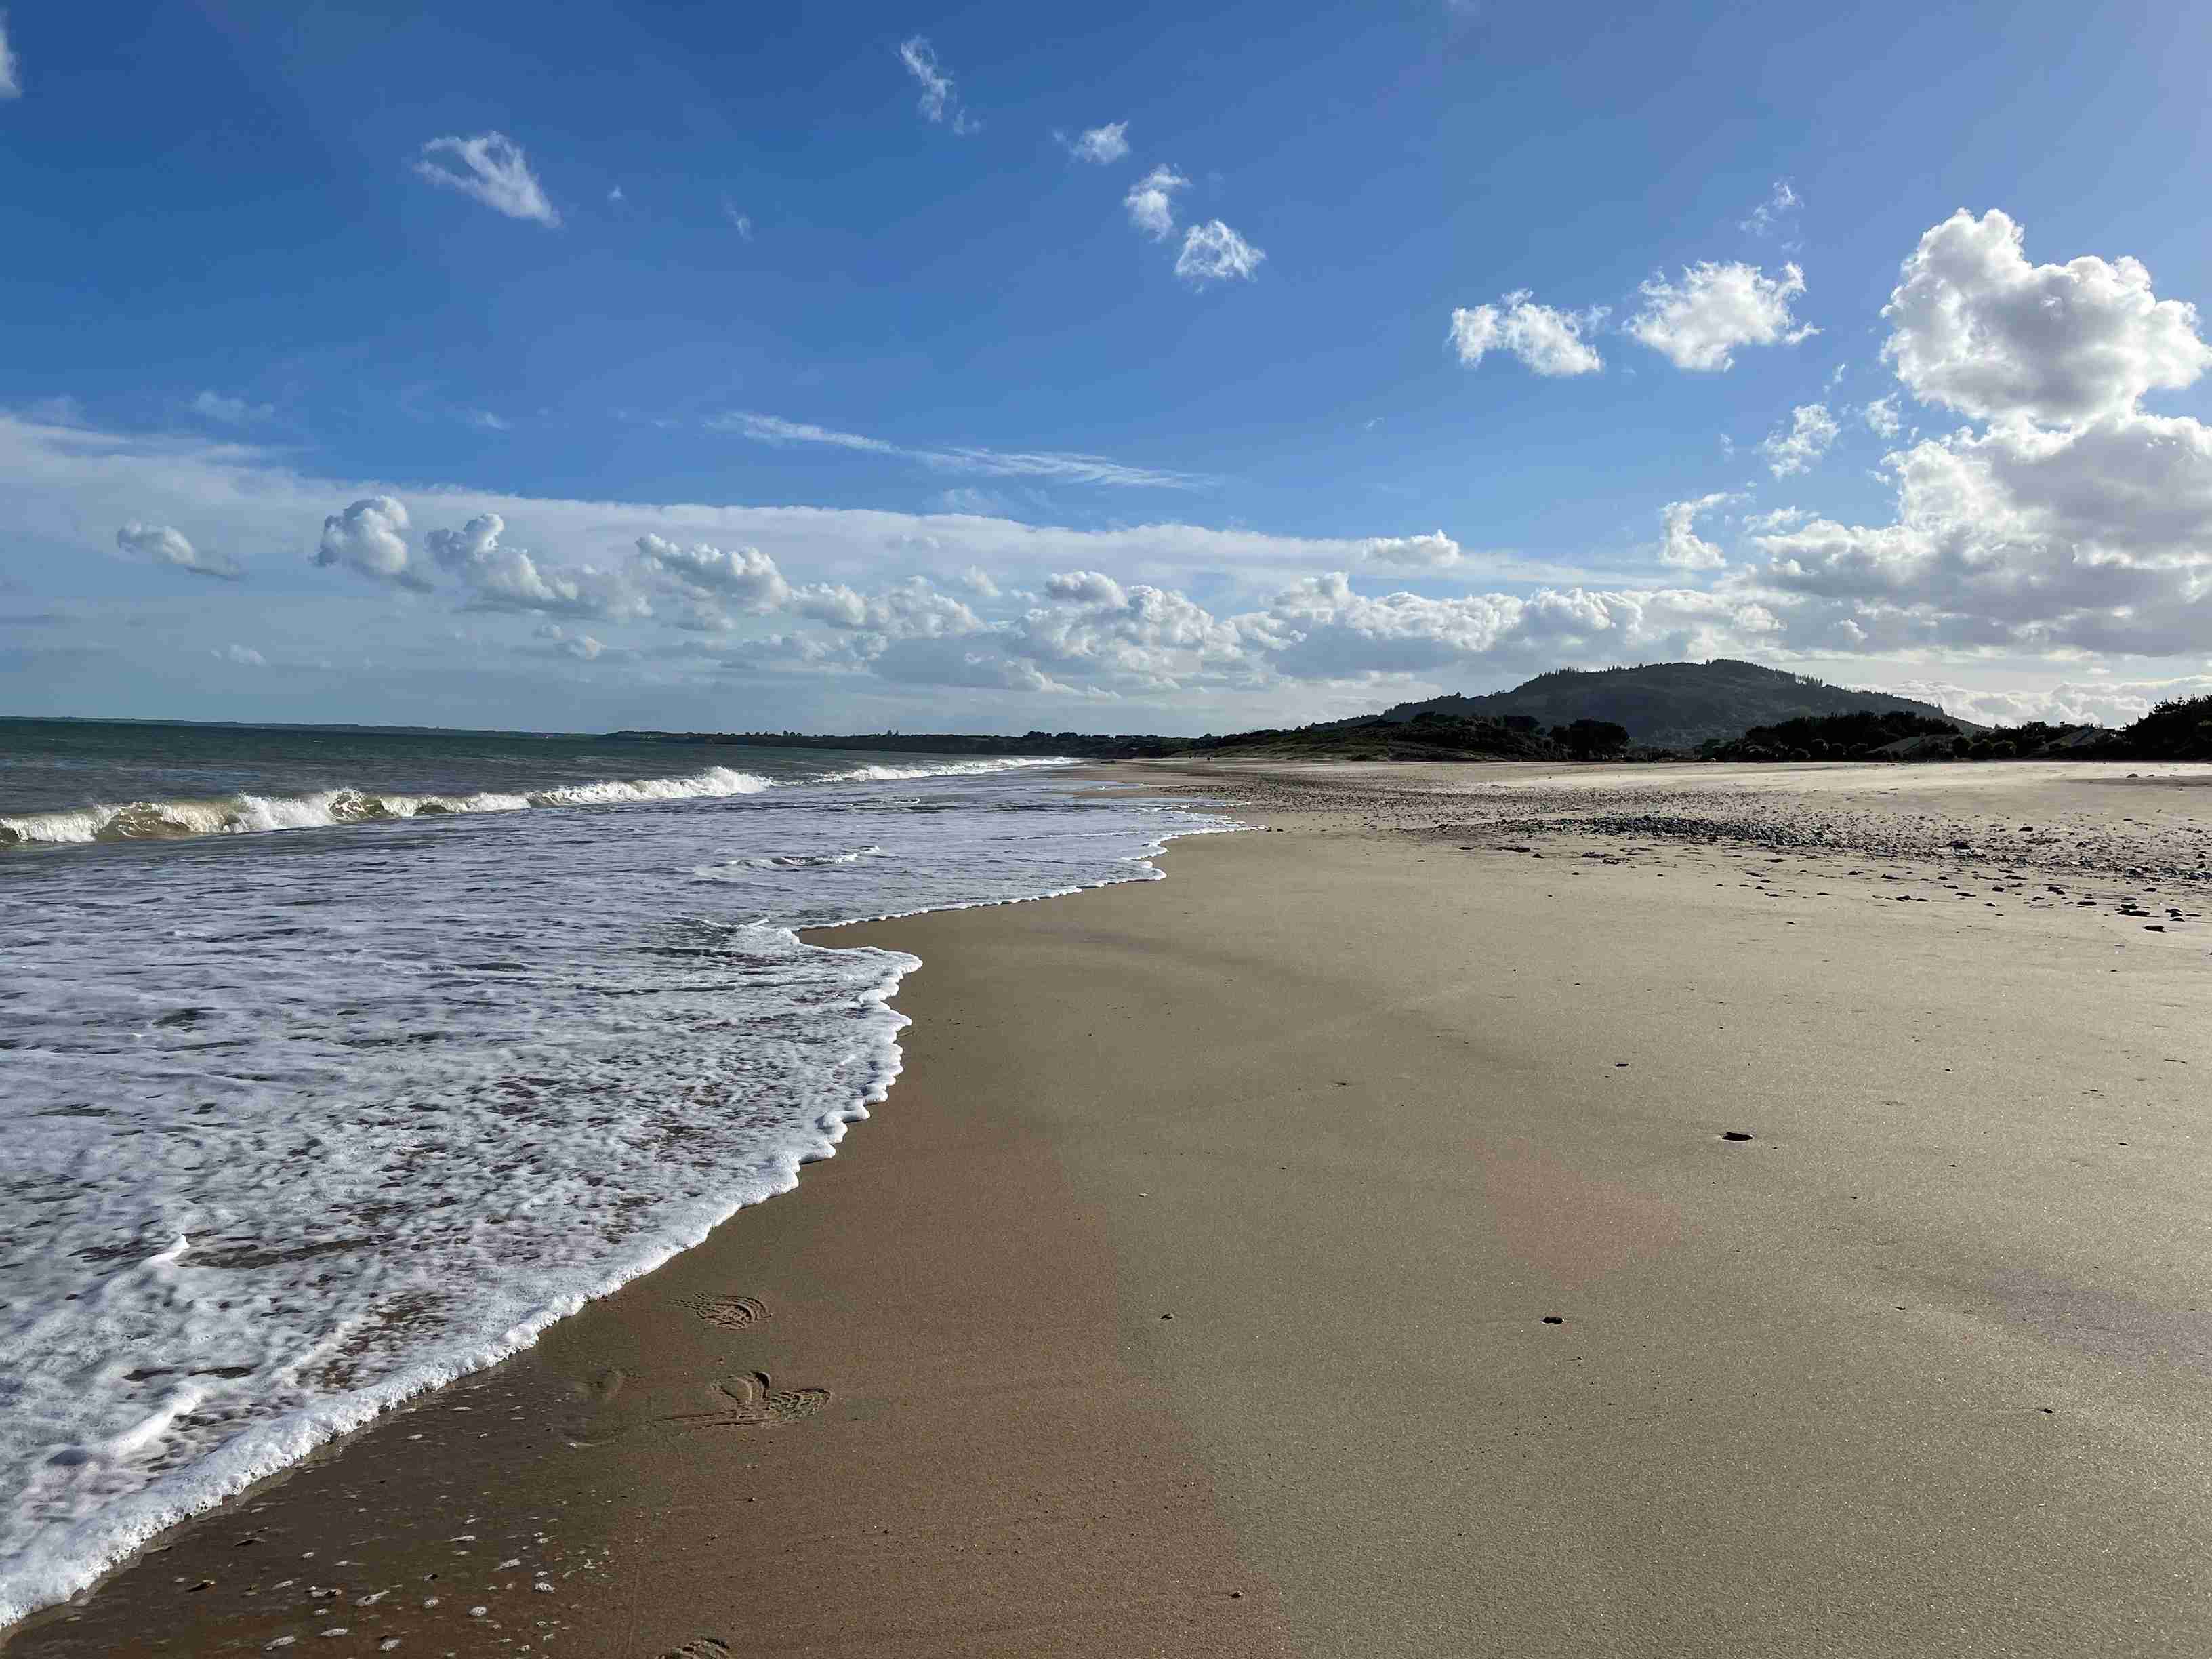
[5,1,2212,734]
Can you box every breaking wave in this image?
[0,757,1074,850]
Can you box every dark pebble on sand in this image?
[1541,1315,1565,1325]
[1720,1130,1753,1141]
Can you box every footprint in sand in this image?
[665,1372,830,1430]
[563,1367,646,1446]
[682,1294,769,1330]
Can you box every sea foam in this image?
[0,766,1232,1625]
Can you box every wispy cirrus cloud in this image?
[0,15,22,100]
[413,132,560,227]
[713,411,1209,489]
[718,412,901,455]
[1740,180,1801,239]
[191,390,274,425]
[899,36,975,134]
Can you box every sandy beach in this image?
[13,758,2212,1658]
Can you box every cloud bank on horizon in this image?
[4,7,2211,735]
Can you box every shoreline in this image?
[4,781,1279,1659]
[14,760,2212,1655]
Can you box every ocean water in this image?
[0,720,1234,1625]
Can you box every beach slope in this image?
[14,760,2212,1657]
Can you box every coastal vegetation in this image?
[614,673,2212,766]
[1701,710,1964,761]
[1702,697,2212,763]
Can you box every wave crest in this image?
[0,768,771,848]
[0,758,1073,851]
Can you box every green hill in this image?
[1377,660,1965,750]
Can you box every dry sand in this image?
[12,759,2212,1657]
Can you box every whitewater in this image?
[0,743,1235,1625]
[0,754,1076,848]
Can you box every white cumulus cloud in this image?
[1881,208,2212,426]
[1629,261,1814,371]
[1063,122,1129,164]
[1043,570,1126,607]
[425,512,650,620]
[215,644,266,667]
[119,521,242,581]
[13,409,1824,716]
[315,497,427,590]
[0,15,20,100]
[794,575,983,639]
[533,623,607,662]
[1359,531,1464,569]
[634,534,790,617]
[1176,220,1265,287]
[1753,412,2212,655]
[1659,493,1738,569]
[413,133,560,227]
[1449,291,1607,376]
[1759,403,1841,478]
[1744,506,1808,533]
[1862,395,1902,439]
[1124,165,1187,241]
[1742,211,2212,659]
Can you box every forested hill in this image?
[1377,661,1961,750]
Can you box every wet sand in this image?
[13,760,2212,1657]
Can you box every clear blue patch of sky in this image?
[3,0,2208,554]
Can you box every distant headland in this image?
[610,659,2212,764]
